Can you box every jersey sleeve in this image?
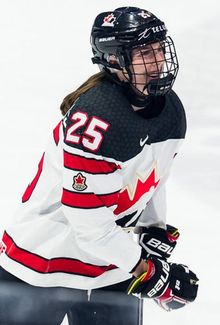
[136,177,167,229]
[136,140,184,230]
[61,110,142,273]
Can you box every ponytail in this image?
[60,71,107,116]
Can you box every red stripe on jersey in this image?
[53,120,62,146]
[62,189,119,209]
[2,232,117,277]
[64,151,121,174]
[114,169,160,215]
[22,153,45,203]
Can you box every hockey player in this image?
[0,7,198,325]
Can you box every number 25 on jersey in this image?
[65,111,109,152]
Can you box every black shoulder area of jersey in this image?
[153,89,187,143]
[63,79,186,162]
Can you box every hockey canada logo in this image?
[72,173,87,191]
[102,13,116,27]
[138,10,152,19]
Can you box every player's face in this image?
[129,42,165,94]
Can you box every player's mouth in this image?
[148,71,162,79]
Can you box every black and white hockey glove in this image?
[139,224,179,260]
[127,258,199,311]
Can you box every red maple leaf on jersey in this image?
[114,169,160,215]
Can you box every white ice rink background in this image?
[0,1,219,324]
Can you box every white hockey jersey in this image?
[0,79,186,289]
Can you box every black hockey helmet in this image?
[91,7,179,102]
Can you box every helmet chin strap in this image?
[104,70,152,108]
[115,74,175,107]
[120,81,153,107]
[124,73,174,106]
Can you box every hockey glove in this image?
[139,224,179,260]
[154,263,199,311]
[127,258,198,311]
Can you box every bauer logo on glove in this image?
[128,258,171,298]
[127,257,199,311]
[139,224,180,259]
